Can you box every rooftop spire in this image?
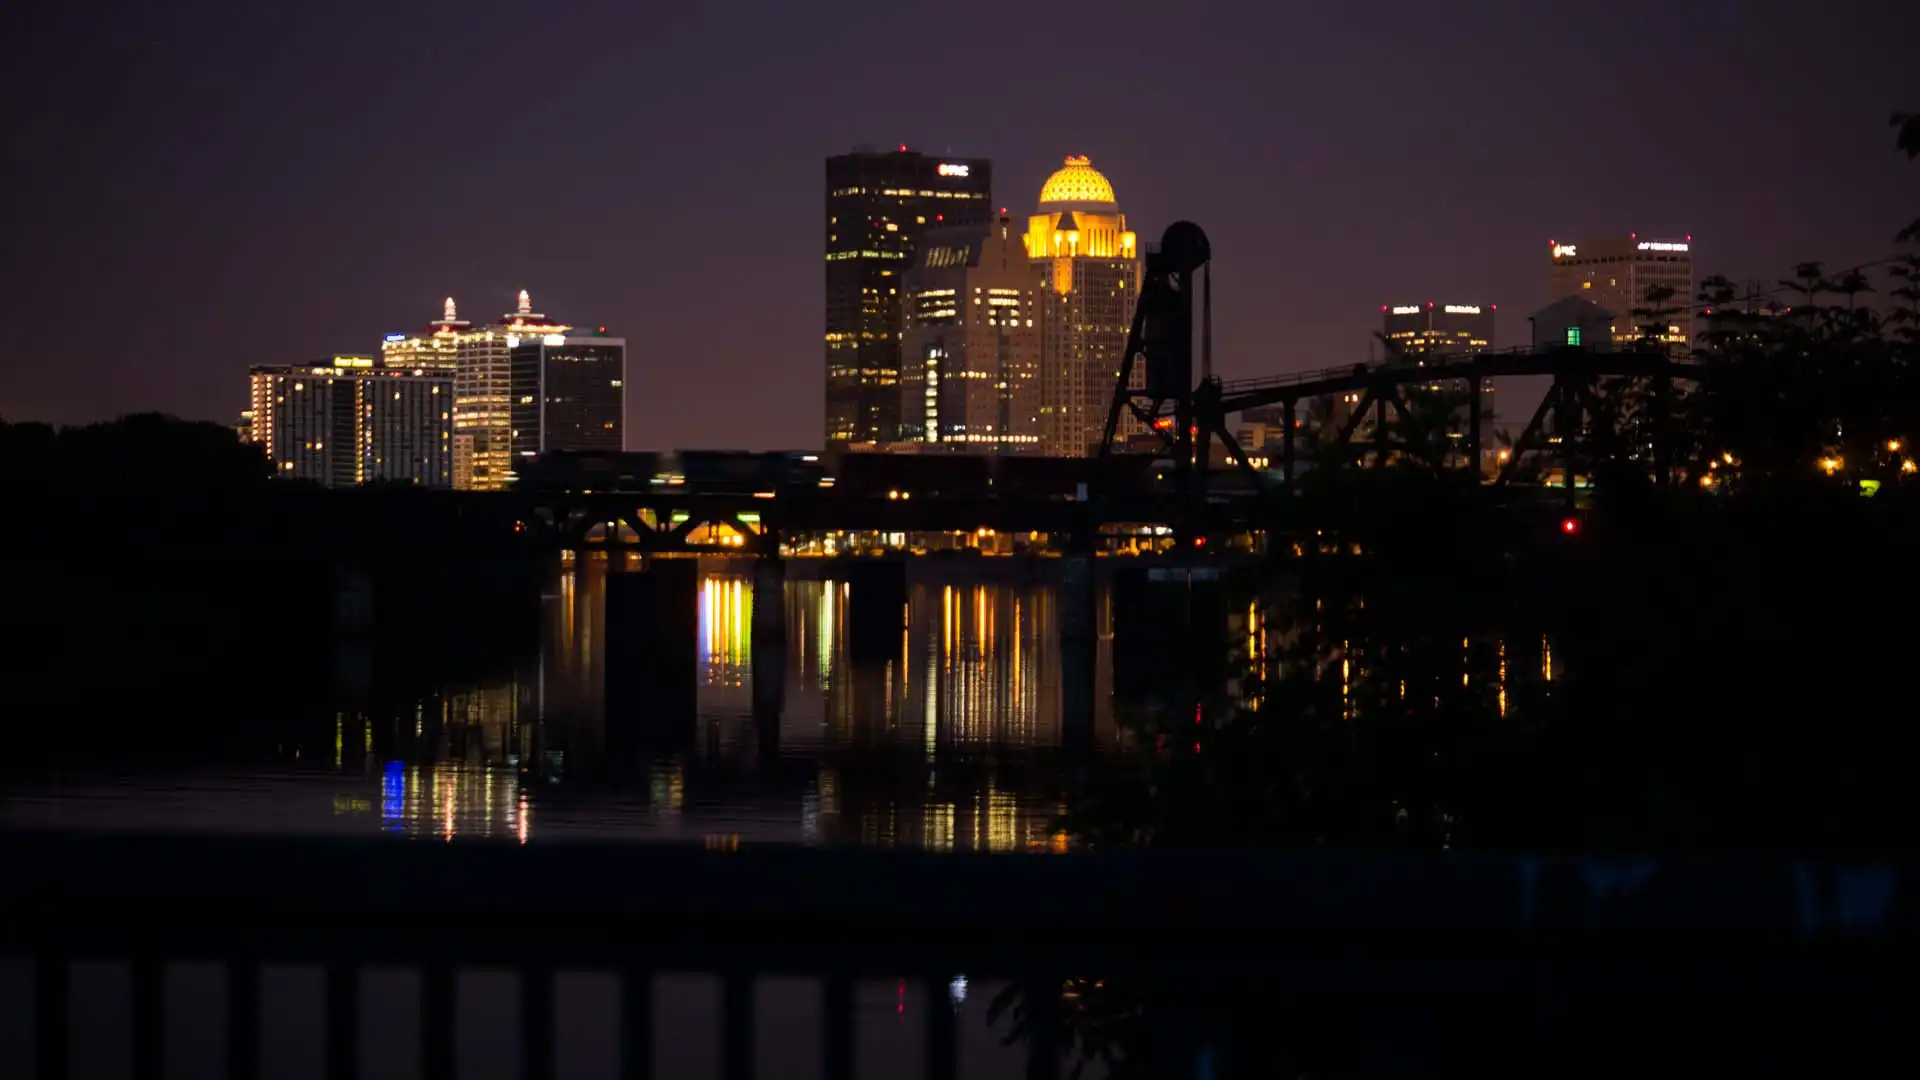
[517,289,532,315]
[444,297,458,321]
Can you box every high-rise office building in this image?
[1381,302,1496,355]
[1376,302,1498,463]
[381,297,468,371]
[507,329,627,470]
[453,291,570,490]
[1023,155,1142,457]
[247,356,453,487]
[898,212,1041,450]
[824,147,993,448]
[1547,235,1694,350]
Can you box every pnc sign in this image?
[1551,243,1577,258]
[1390,305,1421,315]
[937,163,970,177]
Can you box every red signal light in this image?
[1561,517,1579,535]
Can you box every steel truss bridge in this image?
[1101,221,1700,511]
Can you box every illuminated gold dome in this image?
[1038,155,1117,211]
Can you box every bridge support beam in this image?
[842,560,907,663]
[1282,398,1298,495]
[333,566,374,707]
[1110,564,1231,714]
[1467,375,1484,477]
[1059,555,1098,752]
[605,559,700,760]
[751,559,787,760]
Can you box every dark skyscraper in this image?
[507,331,627,472]
[824,148,992,448]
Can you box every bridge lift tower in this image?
[1098,222,1263,537]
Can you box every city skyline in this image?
[3,1,1914,450]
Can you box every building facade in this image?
[824,148,993,448]
[1381,302,1496,355]
[897,213,1041,451]
[380,297,468,371]
[247,356,453,487]
[507,331,627,469]
[453,291,570,490]
[1022,156,1142,457]
[1547,235,1694,350]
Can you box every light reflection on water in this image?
[4,559,1117,850]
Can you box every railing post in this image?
[226,959,260,1080]
[1024,977,1061,1080]
[131,955,163,1080]
[34,951,68,1080]
[823,973,854,1080]
[926,976,958,1080]
[324,961,358,1080]
[521,964,555,1080]
[422,961,455,1080]
[722,970,755,1080]
[621,967,654,1080]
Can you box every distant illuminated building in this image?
[235,409,254,444]
[1377,302,1498,460]
[454,290,571,490]
[898,212,1041,450]
[1381,302,1496,355]
[380,297,468,371]
[824,147,994,448]
[506,325,626,475]
[1547,235,1694,350]
[1023,156,1142,457]
[247,355,453,487]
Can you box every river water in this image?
[3,557,1122,850]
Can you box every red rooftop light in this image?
[1561,517,1579,536]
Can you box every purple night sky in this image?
[3,0,1914,449]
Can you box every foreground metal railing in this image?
[3,832,1911,1079]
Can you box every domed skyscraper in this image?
[1023,156,1143,456]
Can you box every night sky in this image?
[4,0,1914,449]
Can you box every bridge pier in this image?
[1110,564,1232,715]
[332,566,374,707]
[604,559,700,761]
[751,558,787,760]
[1467,375,1484,474]
[841,560,907,663]
[1059,555,1099,752]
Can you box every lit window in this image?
[1566,327,1582,347]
